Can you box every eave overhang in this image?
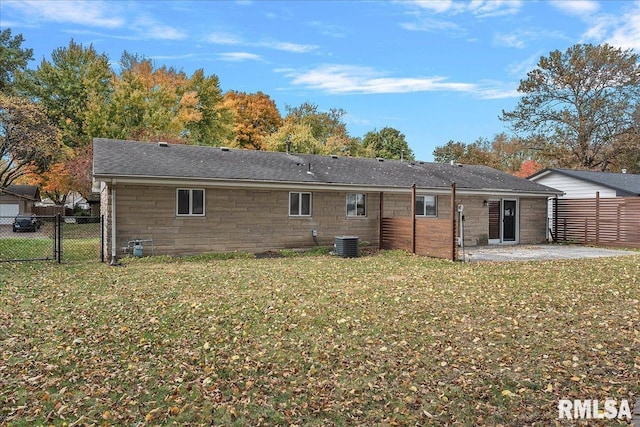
[93,173,562,198]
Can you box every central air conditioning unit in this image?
[334,236,360,258]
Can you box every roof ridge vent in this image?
[331,154,338,159]
[157,141,168,147]
[220,146,230,152]
[376,157,384,162]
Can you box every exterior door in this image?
[502,200,517,242]
[488,201,501,244]
[488,199,518,244]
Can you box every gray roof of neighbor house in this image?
[529,168,640,196]
[93,138,561,195]
[0,185,40,200]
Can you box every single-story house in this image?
[93,138,561,260]
[528,168,640,198]
[0,185,40,225]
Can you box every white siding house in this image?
[528,168,640,240]
[528,169,640,198]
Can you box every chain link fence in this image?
[0,215,103,262]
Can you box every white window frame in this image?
[415,195,437,217]
[176,188,205,216]
[346,193,367,217]
[289,192,312,217]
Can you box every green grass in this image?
[1,252,639,425]
[0,237,100,262]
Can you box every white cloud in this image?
[475,80,521,99]
[133,16,187,41]
[494,32,526,49]
[280,64,516,99]
[603,3,640,50]
[205,32,243,45]
[399,0,522,34]
[400,18,461,32]
[403,0,521,16]
[4,0,124,28]
[468,0,522,17]
[548,0,600,16]
[580,1,640,50]
[410,0,458,13]
[506,52,543,78]
[205,33,317,53]
[260,40,318,53]
[218,52,262,62]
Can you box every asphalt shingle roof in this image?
[1,185,40,200]
[93,138,560,194]
[531,168,640,196]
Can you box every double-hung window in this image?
[415,195,437,217]
[346,193,366,217]
[177,189,205,216]
[289,192,311,216]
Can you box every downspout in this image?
[110,181,118,266]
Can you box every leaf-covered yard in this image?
[1,252,639,426]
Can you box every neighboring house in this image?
[0,185,41,225]
[529,168,640,245]
[528,168,640,198]
[93,138,561,259]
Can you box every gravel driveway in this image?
[464,244,638,262]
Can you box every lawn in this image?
[1,252,639,426]
[0,220,101,262]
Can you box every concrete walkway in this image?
[464,244,638,262]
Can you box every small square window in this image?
[416,195,437,217]
[347,193,366,217]
[177,189,205,216]
[289,192,312,216]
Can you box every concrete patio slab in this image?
[464,244,638,262]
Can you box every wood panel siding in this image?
[380,217,454,259]
[554,197,640,248]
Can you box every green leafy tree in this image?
[362,127,414,160]
[97,52,232,145]
[264,102,359,155]
[0,29,33,95]
[184,69,234,146]
[501,43,640,171]
[0,95,60,188]
[21,39,111,148]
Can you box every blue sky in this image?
[1,0,639,161]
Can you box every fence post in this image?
[553,196,558,243]
[56,214,62,263]
[411,184,416,254]
[101,214,105,262]
[595,191,600,245]
[450,182,457,261]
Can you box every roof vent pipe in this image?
[622,168,627,174]
[285,135,291,154]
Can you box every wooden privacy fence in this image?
[381,217,456,259]
[554,195,640,248]
[380,183,458,260]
